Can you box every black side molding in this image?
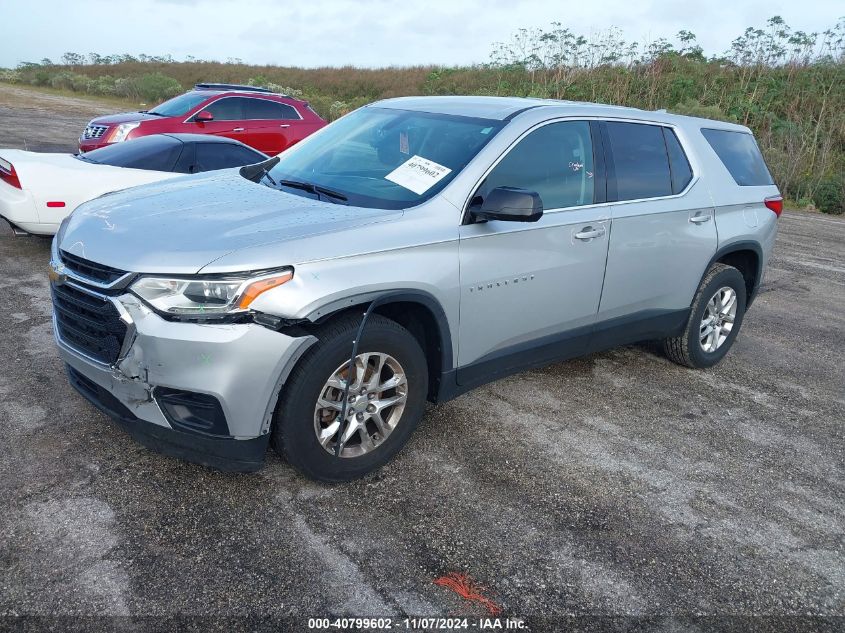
[437,308,689,403]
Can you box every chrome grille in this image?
[82,124,108,140]
[61,250,127,285]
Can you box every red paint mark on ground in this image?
[433,572,502,616]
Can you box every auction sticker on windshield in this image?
[385,155,452,195]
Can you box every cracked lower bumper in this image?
[54,291,316,471]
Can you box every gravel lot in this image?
[0,85,843,631]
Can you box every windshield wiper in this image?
[143,111,166,116]
[278,179,348,203]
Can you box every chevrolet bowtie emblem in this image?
[48,262,67,285]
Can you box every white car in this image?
[0,133,266,236]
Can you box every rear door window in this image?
[663,128,693,194]
[605,121,672,201]
[242,98,301,120]
[701,128,774,186]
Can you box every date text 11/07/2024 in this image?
[307,617,527,630]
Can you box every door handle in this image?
[574,226,606,241]
[279,124,291,128]
[232,127,245,132]
[689,212,711,224]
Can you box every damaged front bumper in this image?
[53,286,316,471]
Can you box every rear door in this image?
[241,98,302,155]
[190,97,250,145]
[596,120,717,329]
[457,119,610,383]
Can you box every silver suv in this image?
[50,96,781,481]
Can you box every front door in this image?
[457,120,610,385]
[189,97,250,146]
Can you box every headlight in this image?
[130,269,293,317]
[108,122,141,143]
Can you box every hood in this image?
[59,171,403,274]
[88,111,162,126]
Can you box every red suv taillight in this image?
[764,195,783,217]
[0,157,22,189]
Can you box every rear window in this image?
[701,128,773,186]
[77,135,182,172]
[606,121,672,201]
[243,98,300,120]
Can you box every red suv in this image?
[79,84,327,155]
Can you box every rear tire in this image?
[663,263,747,369]
[272,314,428,482]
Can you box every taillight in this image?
[0,157,22,189]
[764,195,783,217]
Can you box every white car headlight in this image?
[108,122,141,143]
[130,269,293,317]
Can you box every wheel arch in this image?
[705,241,763,307]
[302,290,454,402]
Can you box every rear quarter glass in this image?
[700,128,774,187]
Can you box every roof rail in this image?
[194,83,276,94]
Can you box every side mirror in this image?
[194,110,214,123]
[472,186,543,223]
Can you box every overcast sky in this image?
[1,0,842,68]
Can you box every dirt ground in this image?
[0,84,843,631]
[0,84,118,152]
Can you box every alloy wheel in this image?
[313,352,408,458]
[699,286,738,353]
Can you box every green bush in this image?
[814,177,845,215]
[669,99,737,123]
[113,77,136,98]
[0,69,21,83]
[329,100,350,119]
[249,76,303,99]
[115,72,181,102]
[71,74,92,92]
[89,75,117,95]
[49,71,77,90]
[27,69,51,86]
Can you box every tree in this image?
[60,52,86,67]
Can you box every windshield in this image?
[265,107,504,209]
[148,91,210,117]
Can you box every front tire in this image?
[663,263,747,369]
[272,314,428,482]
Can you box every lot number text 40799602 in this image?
[307,617,527,630]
